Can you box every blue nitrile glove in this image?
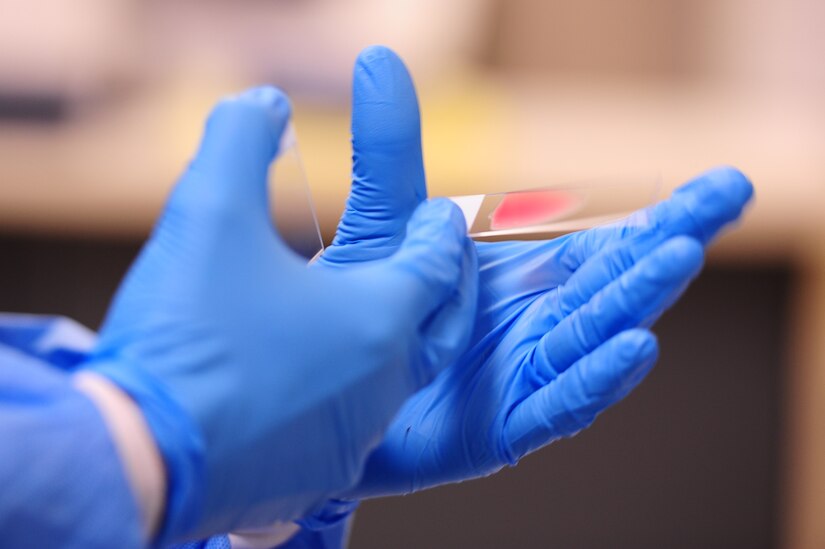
[82,87,478,543]
[312,46,754,502]
[351,183,747,497]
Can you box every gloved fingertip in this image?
[702,165,755,205]
[199,87,292,169]
[352,45,419,152]
[676,165,754,208]
[437,197,470,233]
[409,198,468,240]
[356,45,404,69]
[354,45,411,98]
[210,87,291,131]
[656,236,704,277]
[388,199,470,321]
[615,329,659,367]
[234,86,292,117]
[176,87,294,226]
[590,331,658,398]
[401,200,466,280]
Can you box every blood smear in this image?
[489,190,579,230]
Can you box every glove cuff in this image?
[83,359,206,545]
[296,498,359,531]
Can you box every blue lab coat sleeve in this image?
[0,314,143,548]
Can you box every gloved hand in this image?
[352,181,750,498]
[315,46,754,501]
[82,87,478,542]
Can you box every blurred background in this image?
[1,1,824,547]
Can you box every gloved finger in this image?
[504,329,658,462]
[323,46,427,264]
[418,236,479,379]
[650,166,755,245]
[550,230,665,322]
[387,198,469,324]
[166,87,290,234]
[559,166,753,269]
[529,236,703,381]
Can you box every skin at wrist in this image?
[228,522,300,548]
[73,371,166,541]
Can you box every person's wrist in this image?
[81,359,207,543]
[73,371,166,540]
[228,522,301,549]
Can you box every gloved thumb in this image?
[167,87,292,231]
[388,198,473,324]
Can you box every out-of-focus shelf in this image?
[0,73,822,264]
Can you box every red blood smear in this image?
[489,190,578,231]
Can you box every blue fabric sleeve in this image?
[0,314,143,548]
[0,314,351,549]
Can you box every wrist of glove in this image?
[85,358,206,544]
[297,499,360,531]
